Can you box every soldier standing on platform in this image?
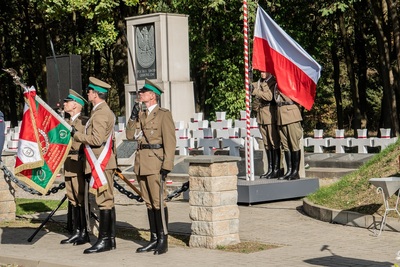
[252,71,281,179]
[275,86,303,181]
[126,79,176,255]
[61,90,90,246]
[72,77,118,254]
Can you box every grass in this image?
[15,198,68,216]
[307,138,400,217]
[216,242,281,253]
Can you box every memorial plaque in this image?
[135,23,157,80]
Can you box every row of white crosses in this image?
[3,115,127,153]
[174,111,261,156]
[305,128,397,153]
[2,121,20,152]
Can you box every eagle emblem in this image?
[135,25,155,68]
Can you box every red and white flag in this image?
[14,86,72,195]
[252,5,322,110]
[14,87,44,173]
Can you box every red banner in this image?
[14,87,72,195]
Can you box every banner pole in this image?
[243,1,253,181]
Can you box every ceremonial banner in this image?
[252,5,322,110]
[14,87,72,194]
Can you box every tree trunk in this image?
[331,38,343,130]
[370,0,395,133]
[338,11,362,134]
[386,0,400,136]
[354,2,368,129]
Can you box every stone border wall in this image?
[0,154,16,221]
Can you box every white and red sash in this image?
[84,134,113,192]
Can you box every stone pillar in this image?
[0,153,16,221]
[186,156,241,249]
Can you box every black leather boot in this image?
[269,149,281,179]
[260,149,273,179]
[278,150,292,180]
[110,207,116,250]
[61,205,81,244]
[83,209,112,254]
[136,209,157,253]
[73,206,90,245]
[154,208,168,255]
[287,150,300,180]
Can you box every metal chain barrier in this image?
[166,181,189,201]
[1,161,66,196]
[113,180,143,202]
[1,159,161,203]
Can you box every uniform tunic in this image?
[275,91,303,151]
[73,102,117,210]
[252,77,279,150]
[64,114,88,207]
[126,105,176,210]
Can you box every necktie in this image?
[274,84,280,102]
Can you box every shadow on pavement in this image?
[1,227,45,245]
[304,255,393,267]
[304,245,394,267]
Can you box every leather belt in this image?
[90,142,106,149]
[260,102,277,107]
[277,101,294,107]
[139,144,163,149]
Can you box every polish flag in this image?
[252,5,322,110]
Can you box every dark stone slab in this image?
[237,177,319,204]
[117,140,137,159]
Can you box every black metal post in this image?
[27,195,67,242]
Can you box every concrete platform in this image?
[237,177,319,204]
[118,153,371,204]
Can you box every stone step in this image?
[305,167,356,179]
[304,153,373,169]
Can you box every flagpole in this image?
[243,1,254,181]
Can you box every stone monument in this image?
[125,13,195,124]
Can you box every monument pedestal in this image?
[125,13,195,124]
[185,156,241,249]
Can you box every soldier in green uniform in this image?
[252,72,280,179]
[72,77,118,254]
[275,87,303,180]
[126,79,176,255]
[61,89,90,246]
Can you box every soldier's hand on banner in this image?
[70,126,77,137]
[160,168,170,178]
[130,102,140,121]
